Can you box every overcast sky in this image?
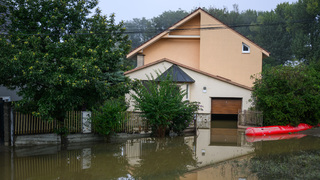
[98,0,298,22]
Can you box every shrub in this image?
[91,98,128,136]
[131,73,199,137]
[252,64,320,126]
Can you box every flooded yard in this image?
[1,121,320,180]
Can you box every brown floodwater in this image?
[1,120,320,180]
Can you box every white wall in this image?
[125,61,253,113]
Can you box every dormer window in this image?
[242,43,250,53]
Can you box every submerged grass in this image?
[250,150,320,179]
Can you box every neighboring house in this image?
[0,2,20,102]
[0,86,21,102]
[125,8,269,126]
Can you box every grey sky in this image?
[98,0,298,22]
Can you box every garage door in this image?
[211,98,242,114]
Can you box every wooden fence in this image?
[14,111,198,135]
[238,110,263,128]
[14,111,82,135]
[14,111,150,135]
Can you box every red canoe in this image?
[245,123,313,136]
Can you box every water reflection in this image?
[193,129,253,168]
[246,133,307,142]
[1,123,320,179]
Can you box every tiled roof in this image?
[155,64,195,83]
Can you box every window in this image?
[242,43,250,53]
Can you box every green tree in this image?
[124,9,189,49]
[252,64,320,126]
[204,6,229,23]
[285,0,320,62]
[251,3,293,66]
[151,9,188,32]
[131,73,199,137]
[237,9,261,38]
[124,17,154,49]
[0,0,131,133]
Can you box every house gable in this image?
[126,8,270,87]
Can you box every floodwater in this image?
[1,120,320,180]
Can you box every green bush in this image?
[91,98,128,136]
[131,73,199,137]
[252,64,320,126]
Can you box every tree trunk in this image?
[156,125,166,138]
[57,118,68,148]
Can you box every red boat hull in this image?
[245,123,313,136]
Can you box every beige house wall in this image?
[199,11,263,87]
[143,38,200,69]
[125,61,252,114]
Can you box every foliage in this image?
[285,0,320,62]
[131,73,199,137]
[91,98,128,136]
[252,64,320,126]
[151,9,188,32]
[0,1,131,126]
[123,17,154,49]
[252,3,293,66]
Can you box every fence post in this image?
[10,104,14,146]
[82,111,91,133]
[3,101,12,146]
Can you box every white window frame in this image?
[242,43,250,53]
[185,84,189,100]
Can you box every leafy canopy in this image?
[0,0,131,122]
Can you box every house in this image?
[125,8,270,127]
